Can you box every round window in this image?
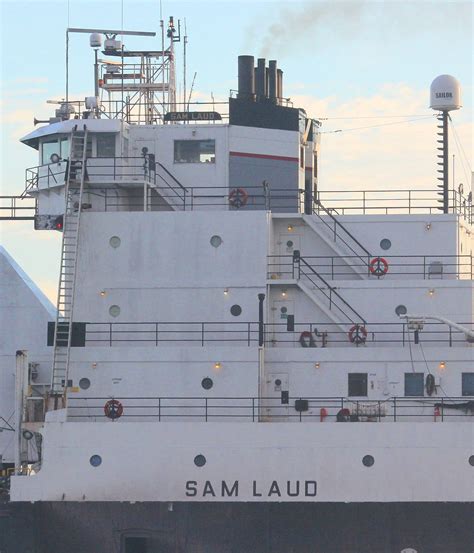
[109,305,120,317]
[380,238,392,251]
[286,240,294,248]
[469,455,474,467]
[79,378,91,390]
[230,304,242,317]
[90,454,102,467]
[194,454,206,467]
[201,377,213,390]
[210,235,222,248]
[280,306,287,314]
[362,455,375,467]
[395,305,407,316]
[109,236,121,248]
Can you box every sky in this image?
[0,0,472,302]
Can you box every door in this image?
[277,233,301,278]
[271,299,295,347]
[263,372,289,421]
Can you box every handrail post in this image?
[201,322,205,346]
[109,323,112,346]
[441,397,444,421]
[205,397,208,422]
[247,322,251,346]
[158,397,161,421]
[155,323,159,346]
[252,397,255,422]
[393,397,397,422]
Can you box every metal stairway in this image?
[50,125,88,399]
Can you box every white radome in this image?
[430,74,462,111]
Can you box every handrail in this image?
[67,395,474,423]
[313,200,372,267]
[269,254,473,280]
[297,254,367,325]
[155,162,188,192]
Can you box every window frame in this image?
[173,139,216,164]
[404,372,425,397]
[348,373,368,397]
[462,373,474,396]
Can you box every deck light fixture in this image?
[100,290,106,297]
[314,362,321,369]
[287,224,294,231]
[281,290,287,298]
[428,289,435,297]
[224,288,229,295]
[439,361,446,370]
[214,362,221,370]
[425,223,432,231]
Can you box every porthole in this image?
[230,304,242,316]
[89,454,102,467]
[469,455,474,466]
[380,238,392,251]
[395,305,407,316]
[210,235,222,248]
[109,236,121,248]
[79,378,91,390]
[201,377,213,390]
[286,240,294,248]
[194,454,206,467]
[362,455,375,467]
[280,306,287,314]
[109,305,120,317]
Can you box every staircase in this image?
[50,125,88,398]
[294,251,367,327]
[307,200,373,278]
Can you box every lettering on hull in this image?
[185,480,317,498]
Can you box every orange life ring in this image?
[104,399,123,420]
[348,324,368,345]
[229,188,248,208]
[369,257,389,276]
[299,331,316,348]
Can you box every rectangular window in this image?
[405,373,424,396]
[313,153,318,178]
[300,146,304,169]
[174,139,215,163]
[97,133,116,157]
[42,139,59,164]
[348,373,368,396]
[462,373,474,396]
[124,537,148,553]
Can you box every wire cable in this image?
[320,115,435,134]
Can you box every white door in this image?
[263,372,289,421]
[271,299,295,347]
[277,233,301,278]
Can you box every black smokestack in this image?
[256,58,267,100]
[277,68,283,104]
[238,55,255,101]
[268,60,277,103]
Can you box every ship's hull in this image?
[3,501,474,553]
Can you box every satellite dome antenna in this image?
[429,75,462,213]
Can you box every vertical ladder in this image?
[50,124,88,400]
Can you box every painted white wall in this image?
[11,421,474,502]
[73,211,268,322]
[0,247,55,463]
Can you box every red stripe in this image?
[230,151,299,163]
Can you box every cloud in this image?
[289,82,472,194]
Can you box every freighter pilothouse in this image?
[0,17,473,553]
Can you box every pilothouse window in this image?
[174,139,215,163]
[97,133,116,157]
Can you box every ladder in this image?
[50,124,88,400]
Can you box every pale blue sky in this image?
[1,0,472,300]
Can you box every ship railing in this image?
[312,200,372,271]
[60,98,230,125]
[315,188,473,223]
[80,320,473,347]
[0,196,37,221]
[23,157,156,195]
[295,254,367,325]
[268,254,473,280]
[67,395,474,423]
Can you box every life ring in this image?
[299,331,316,348]
[229,188,248,209]
[369,257,389,277]
[426,374,436,397]
[104,399,123,420]
[348,324,368,345]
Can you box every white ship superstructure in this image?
[1,20,473,553]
